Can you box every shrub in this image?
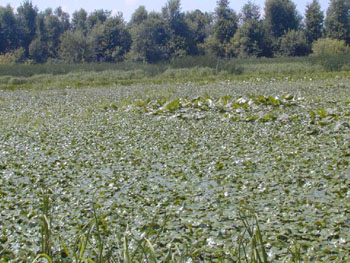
[221,60,245,75]
[309,38,350,71]
[0,53,15,65]
[311,38,349,56]
[161,68,190,78]
[12,48,27,63]
[279,30,311,56]
[0,76,11,84]
[315,54,350,71]
[59,31,93,63]
[29,38,48,63]
[9,77,27,85]
[0,48,28,64]
[196,67,215,77]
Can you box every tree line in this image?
[0,0,349,63]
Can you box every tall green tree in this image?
[72,9,88,34]
[129,6,148,27]
[185,10,212,54]
[207,0,238,61]
[35,12,47,41]
[59,31,92,62]
[231,2,272,57]
[87,9,111,30]
[0,22,3,53]
[0,5,18,53]
[325,0,350,43]
[30,11,49,62]
[162,0,194,56]
[131,12,170,63]
[264,0,301,38]
[89,16,131,62]
[279,30,311,56]
[305,0,324,42]
[128,6,149,60]
[240,0,261,23]
[214,0,238,45]
[54,7,70,32]
[29,37,48,62]
[16,1,37,54]
[30,7,70,62]
[44,9,65,58]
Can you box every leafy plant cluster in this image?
[128,94,302,122]
[1,0,350,64]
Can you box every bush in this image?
[315,54,350,71]
[59,31,93,63]
[311,39,350,71]
[0,53,15,65]
[9,77,27,85]
[0,76,11,84]
[223,62,244,75]
[196,67,215,77]
[12,48,27,63]
[0,48,27,65]
[311,38,349,56]
[279,30,311,56]
[29,38,49,63]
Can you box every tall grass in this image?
[0,55,340,79]
[28,193,309,263]
[310,54,350,71]
[1,55,350,91]
[0,62,165,78]
[237,210,268,263]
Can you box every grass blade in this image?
[31,253,53,263]
[145,238,158,262]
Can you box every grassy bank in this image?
[0,63,348,92]
[2,55,350,91]
[0,55,337,78]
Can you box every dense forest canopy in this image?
[0,0,349,63]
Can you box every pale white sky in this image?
[1,0,329,21]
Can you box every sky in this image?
[1,0,330,22]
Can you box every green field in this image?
[1,60,350,262]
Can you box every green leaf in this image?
[31,254,52,263]
[166,98,180,112]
